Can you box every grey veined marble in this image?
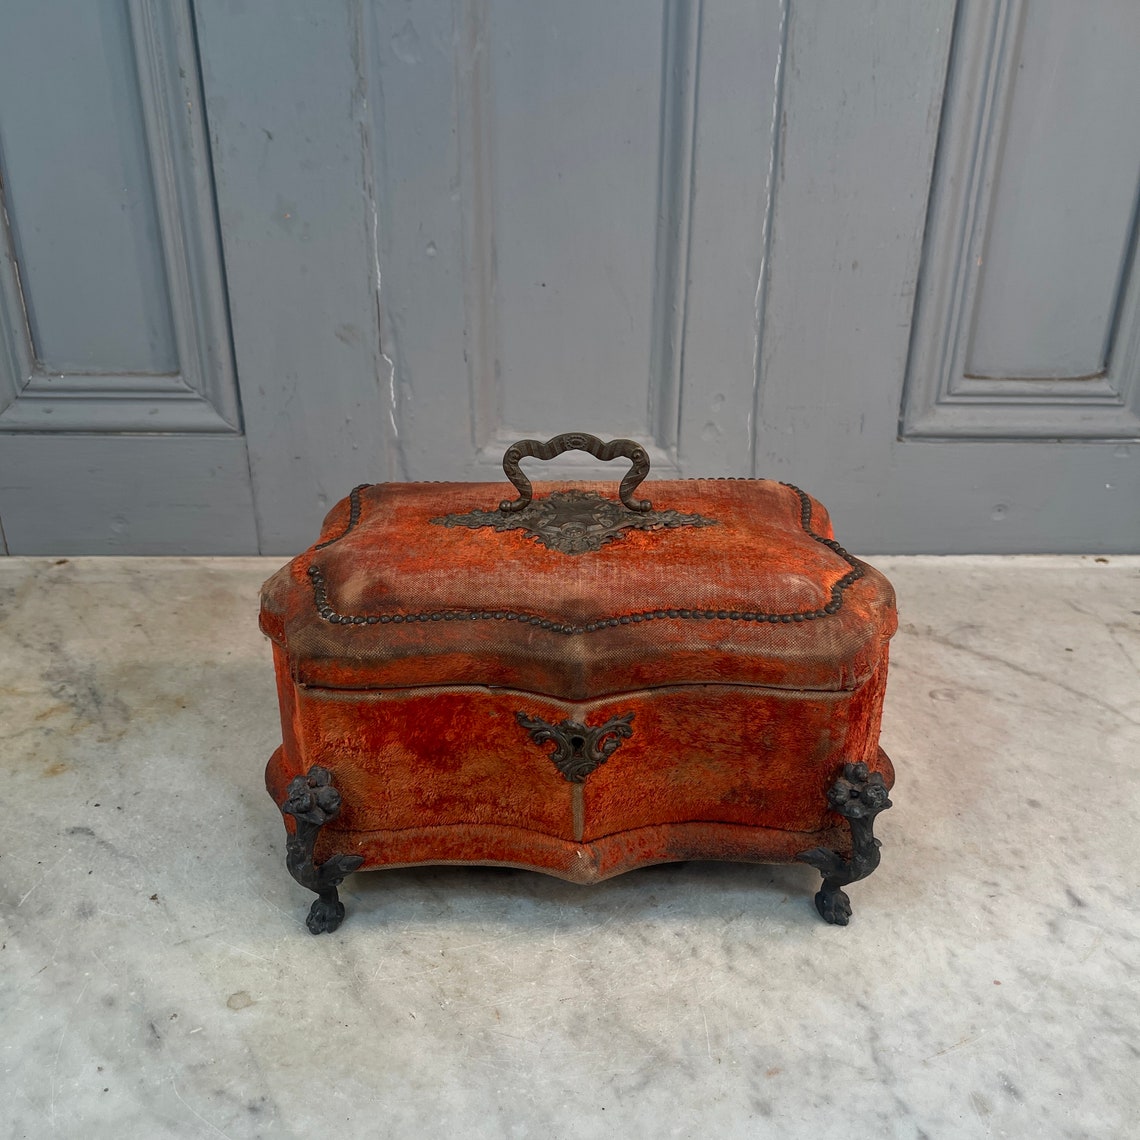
[1,555,1138,1140]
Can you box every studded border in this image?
[305,482,865,631]
[313,484,371,550]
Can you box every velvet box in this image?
[260,433,897,933]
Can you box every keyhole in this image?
[569,734,586,756]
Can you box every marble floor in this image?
[0,555,1137,1140]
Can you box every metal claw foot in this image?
[280,766,364,934]
[796,761,892,926]
[305,890,347,936]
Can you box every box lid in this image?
[260,477,897,700]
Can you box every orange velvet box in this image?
[261,434,897,933]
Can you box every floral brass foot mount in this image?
[796,761,892,926]
[281,766,364,934]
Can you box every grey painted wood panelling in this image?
[755,0,1140,552]
[0,0,241,434]
[353,0,784,490]
[0,0,256,554]
[485,1,664,435]
[0,435,257,555]
[677,0,785,477]
[0,1,176,375]
[2,0,1136,554]
[901,0,1140,440]
[193,0,785,559]
[194,0,398,554]
[965,1,1140,381]
[363,0,690,481]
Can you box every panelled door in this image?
[0,1,257,553]
[1,0,1137,554]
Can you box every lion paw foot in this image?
[305,893,346,935]
[815,888,852,926]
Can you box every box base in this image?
[267,745,894,931]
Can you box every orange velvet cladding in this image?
[262,477,897,883]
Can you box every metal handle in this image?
[499,432,652,513]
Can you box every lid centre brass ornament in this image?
[434,487,717,555]
[432,432,717,554]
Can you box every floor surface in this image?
[1,555,1137,1139]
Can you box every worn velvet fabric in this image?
[262,478,897,881]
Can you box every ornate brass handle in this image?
[500,432,652,514]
